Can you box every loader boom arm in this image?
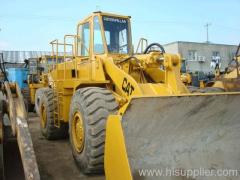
[3,82,40,180]
[102,58,143,98]
[102,53,189,101]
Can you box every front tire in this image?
[69,87,118,174]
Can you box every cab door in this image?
[76,20,92,80]
[90,15,107,81]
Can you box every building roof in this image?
[0,51,52,63]
[164,41,238,47]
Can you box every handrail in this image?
[50,39,74,73]
[136,38,148,54]
[49,34,90,80]
[50,39,59,70]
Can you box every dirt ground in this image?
[28,113,104,180]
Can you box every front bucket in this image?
[120,93,240,180]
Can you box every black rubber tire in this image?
[69,87,118,174]
[22,87,34,112]
[40,88,68,140]
[35,88,47,116]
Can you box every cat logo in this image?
[122,77,135,96]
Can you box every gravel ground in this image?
[28,113,104,180]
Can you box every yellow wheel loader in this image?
[24,57,44,112]
[206,43,240,91]
[38,12,240,179]
[27,55,63,115]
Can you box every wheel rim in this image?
[72,112,84,153]
[40,105,47,128]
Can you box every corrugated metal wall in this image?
[0,51,52,63]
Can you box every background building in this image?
[163,41,238,74]
[0,51,65,68]
[0,50,52,63]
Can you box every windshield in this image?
[102,16,130,54]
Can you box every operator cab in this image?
[77,12,132,56]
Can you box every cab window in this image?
[93,16,104,54]
[78,22,90,56]
[102,16,130,54]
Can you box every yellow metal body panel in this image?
[181,73,192,85]
[104,115,132,180]
[29,83,44,104]
[48,55,109,122]
[199,80,205,88]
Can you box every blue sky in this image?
[0,0,239,51]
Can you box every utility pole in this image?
[205,23,211,43]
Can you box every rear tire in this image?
[40,88,68,140]
[69,87,118,174]
[35,88,47,116]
